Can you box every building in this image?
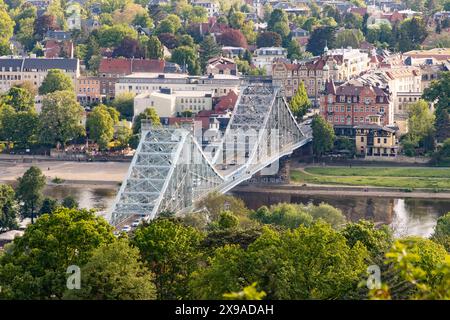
[97,58,167,99]
[116,73,241,97]
[404,48,450,66]
[222,46,246,58]
[134,88,213,118]
[253,47,287,75]
[77,76,103,106]
[66,2,82,30]
[206,56,238,76]
[355,122,398,157]
[272,47,371,103]
[191,0,220,17]
[320,79,393,127]
[44,31,74,58]
[0,57,79,93]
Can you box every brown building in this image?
[77,76,102,105]
[320,79,393,127]
[98,58,166,100]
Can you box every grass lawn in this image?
[291,167,450,190]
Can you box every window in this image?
[340,106,344,112]
[347,106,351,112]
[384,138,387,144]
[377,138,381,143]
[361,137,364,142]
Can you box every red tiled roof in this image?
[215,90,238,112]
[98,58,165,75]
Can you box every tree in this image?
[156,14,181,34]
[112,92,135,119]
[199,35,221,71]
[115,120,132,148]
[197,192,250,222]
[216,211,239,229]
[250,203,313,229]
[229,10,245,29]
[171,46,201,75]
[267,9,288,32]
[132,107,161,134]
[423,72,450,142]
[312,115,335,158]
[112,37,144,58]
[98,24,137,48]
[306,26,337,56]
[15,166,46,224]
[335,29,365,49]
[38,69,74,95]
[0,7,15,45]
[397,17,428,52]
[402,100,435,155]
[38,90,85,147]
[190,222,368,299]
[146,35,164,59]
[61,196,78,209]
[132,218,204,299]
[289,82,311,118]
[242,20,257,44]
[0,105,38,148]
[432,212,450,251]
[2,87,34,112]
[287,39,302,60]
[157,32,179,49]
[64,239,156,300]
[132,11,154,28]
[217,29,248,48]
[0,184,19,231]
[0,208,115,299]
[39,197,58,215]
[87,105,115,150]
[256,31,282,48]
[33,13,57,41]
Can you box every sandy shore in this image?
[0,160,129,184]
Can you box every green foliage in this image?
[132,219,204,299]
[306,26,336,56]
[156,14,181,35]
[335,29,365,48]
[1,87,34,112]
[112,92,135,120]
[432,212,450,251]
[397,17,428,52]
[223,282,266,300]
[190,222,368,299]
[256,31,282,48]
[38,69,74,95]
[0,105,38,148]
[289,82,311,118]
[132,107,161,134]
[15,166,46,223]
[146,35,164,59]
[87,105,115,150]
[61,196,78,209]
[0,208,115,299]
[0,184,19,231]
[216,211,239,230]
[98,24,137,48]
[197,192,249,223]
[38,90,85,147]
[200,35,221,70]
[115,120,132,148]
[171,45,201,75]
[0,7,14,43]
[63,239,156,300]
[312,115,335,157]
[39,197,58,215]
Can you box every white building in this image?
[116,73,241,97]
[326,47,371,81]
[134,88,213,118]
[191,0,219,17]
[252,47,287,76]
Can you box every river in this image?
[43,185,450,238]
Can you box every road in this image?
[0,160,129,184]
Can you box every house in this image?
[77,76,103,106]
[44,31,74,58]
[66,2,82,30]
[222,47,246,58]
[214,90,238,112]
[206,57,238,76]
[355,122,398,157]
[191,0,220,17]
[252,47,288,75]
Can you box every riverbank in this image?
[291,166,450,190]
[233,183,450,199]
[0,161,128,184]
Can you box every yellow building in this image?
[355,116,398,157]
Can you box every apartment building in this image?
[355,122,398,157]
[134,88,213,118]
[191,0,220,17]
[116,73,241,97]
[77,76,103,106]
[320,79,393,127]
[252,47,287,76]
[0,57,79,93]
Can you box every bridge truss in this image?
[110,83,312,227]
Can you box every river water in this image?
[43,185,450,238]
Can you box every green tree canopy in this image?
[87,105,115,150]
[132,218,204,299]
[132,107,161,134]
[15,166,46,223]
[112,92,135,120]
[312,115,335,157]
[0,184,19,231]
[0,208,115,299]
[432,212,450,251]
[171,45,201,75]
[38,69,74,95]
[38,90,85,147]
[146,35,164,59]
[2,86,34,112]
[64,239,156,300]
[289,82,311,118]
[98,24,137,48]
